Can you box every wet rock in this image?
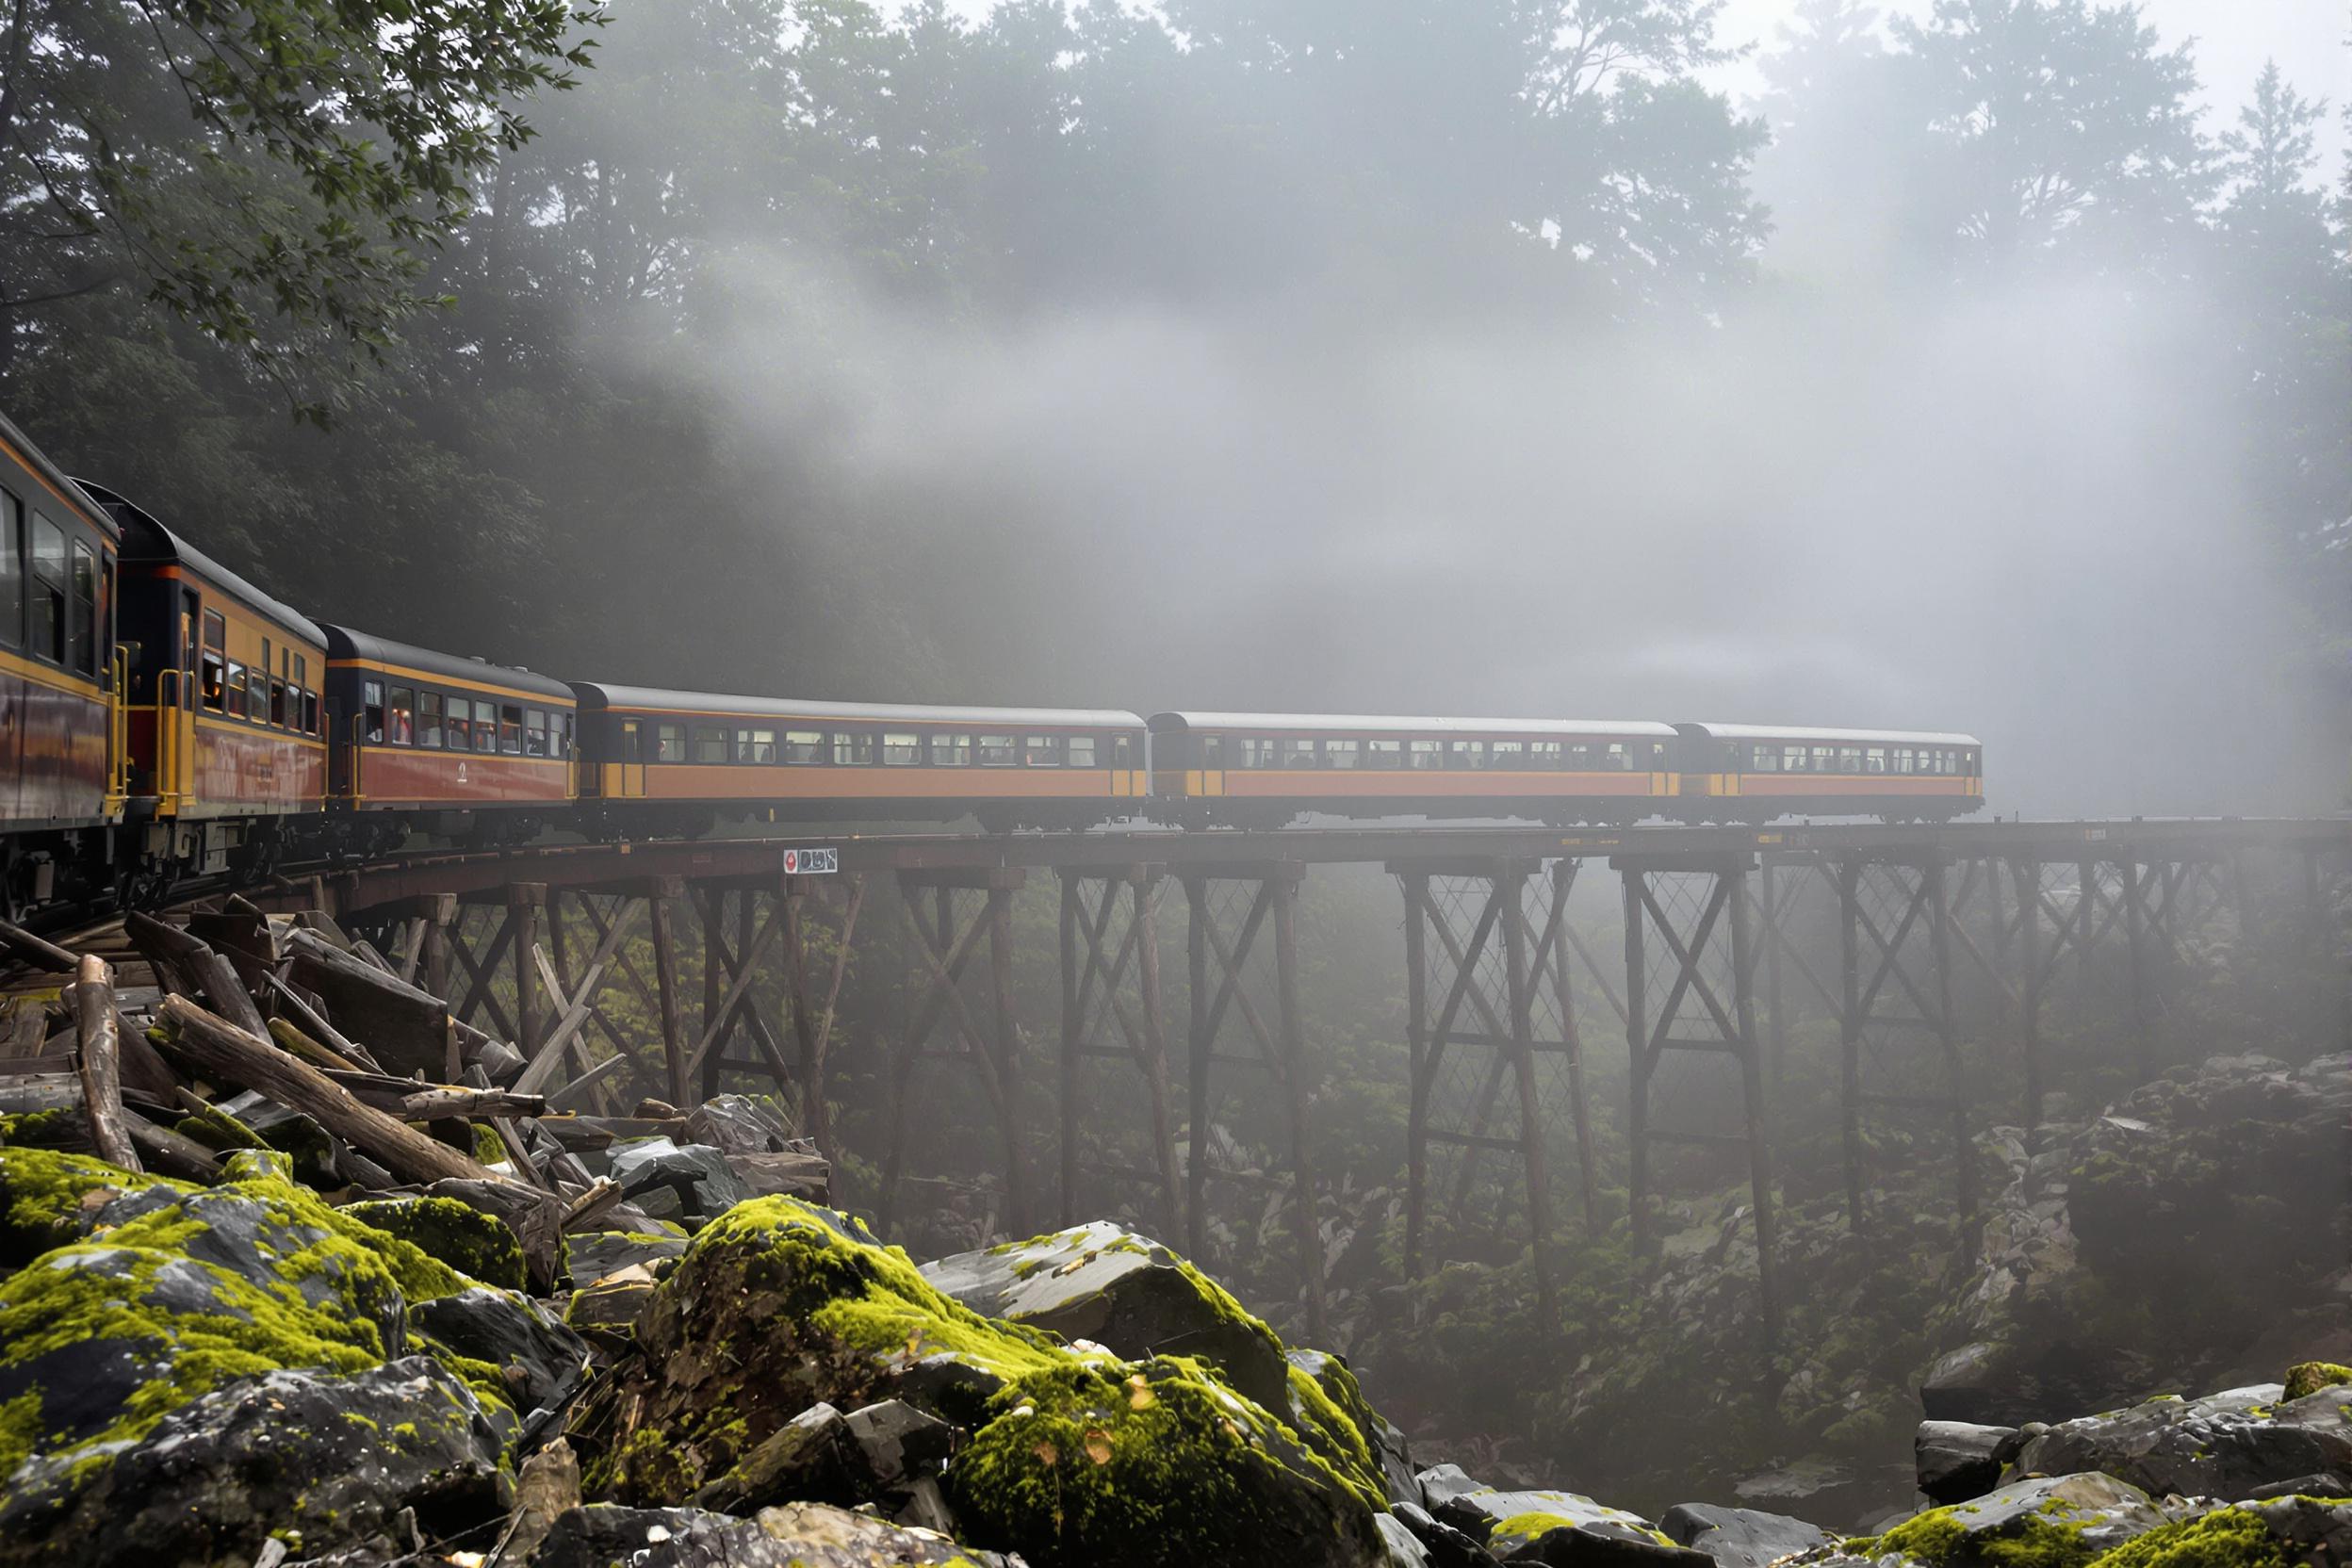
[692,1401,858,1513]
[1913,1420,2022,1506]
[523,1501,1018,1568]
[2002,1383,2352,1499]
[922,1219,1292,1413]
[2,1356,509,1568]
[727,1148,833,1202]
[1293,1347,1423,1508]
[563,1271,657,1336]
[410,1286,591,1424]
[500,1439,583,1567]
[843,1397,956,1490]
[1434,1483,1680,1560]
[608,1137,751,1222]
[1395,1498,1504,1568]
[1379,1511,1437,1566]
[681,1093,798,1155]
[1854,1473,2164,1567]
[1658,1502,1831,1567]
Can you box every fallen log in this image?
[261,972,385,1074]
[0,1074,78,1113]
[154,995,520,1192]
[0,919,77,972]
[73,955,139,1171]
[125,912,269,1039]
[122,1105,221,1180]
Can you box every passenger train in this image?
[0,413,1983,915]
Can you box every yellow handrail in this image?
[349,711,368,805]
[155,667,184,811]
[105,645,130,812]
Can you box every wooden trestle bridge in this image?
[240,818,2351,1343]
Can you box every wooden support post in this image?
[1761,858,1788,1092]
[1058,874,1082,1227]
[512,884,546,1069]
[1726,860,1780,1350]
[1185,874,1211,1261]
[2122,858,2154,1084]
[1499,863,1553,1322]
[422,892,457,1004]
[1620,867,1652,1246]
[700,888,727,1103]
[1271,875,1325,1343]
[2012,858,2045,1155]
[1549,862,1600,1231]
[987,883,1030,1236]
[1401,874,1429,1275]
[1835,858,1864,1233]
[1135,875,1181,1239]
[647,880,689,1108]
[1927,858,1977,1224]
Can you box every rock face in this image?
[2001,1383,2352,1500]
[1859,1473,2166,1566]
[1659,1502,1832,1568]
[1423,1471,1689,1561]
[1913,1420,2022,1506]
[580,1196,1394,1568]
[608,1136,753,1225]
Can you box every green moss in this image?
[0,1150,475,1474]
[342,1197,524,1291]
[945,1356,1381,1568]
[0,1109,80,1150]
[2283,1362,2352,1401]
[1283,1362,1386,1511]
[470,1124,507,1166]
[2090,1509,2296,1568]
[0,1389,41,1476]
[1489,1508,1674,1552]
[0,1145,181,1265]
[1849,1505,2097,1568]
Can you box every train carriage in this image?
[322,628,578,850]
[0,421,121,910]
[573,686,1150,832]
[92,484,328,889]
[1147,711,1681,827]
[1671,723,1984,821]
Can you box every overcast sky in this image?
[1711,0,2348,168]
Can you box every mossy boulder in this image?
[943,1357,1390,1568]
[2283,1362,2352,1402]
[2092,1497,2352,1568]
[581,1196,1074,1503]
[2002,1385,2352,1500]
[1844,1473,2164,1568]
[1425,1477,1678,1558]
[345,1195,528,1291]
[0,1147,510,1565]
[578,1198,1394,1567]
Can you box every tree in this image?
[1891,0,2211,272]
[0,0,598,419]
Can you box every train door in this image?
[155,587,201,810]
[617,719,646,798]
[1195,733,1225,796]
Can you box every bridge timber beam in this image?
[1182,860,1324,1342]
[1056,864,1182,1236]
[1615,850,1781,1352]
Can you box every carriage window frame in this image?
[1237,736,1276,770]
[525,708,550,758]
[653,722,684,762]
[736,727,777,765]
[1865,746,1886,775]
[385,685,414,744]
[498,702,524,755]
[881,731,921,766]
[270,677,288,729]
[1605,742,1630,771]
[1750,743,1779,772]
[1407,740,1443,770]
[472,699,498,754]
[1491,739,1526,768]
[782,728,823,764]
[1282,737,1319,770]
[692,725,730,764]
[416,691,445,749]
[1529,740,1561,770]
[1367,739,1402,768]
[1325,739,1360,770]
[1067,734,1097,769]
[0,492,20,651]
[28,515,64,665]
[1838,746,1864,773]
[1200,735,1224,770]
[928,732,971,768]
[977,733,1017,767]
[1025,735,1062,767]
[443,697,471,751]
[68,538,96,676]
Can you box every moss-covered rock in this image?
[0,1145,168,1267]
[1843,1474,2163,1568]
[581,1196,1072,1503]
[2087,1506,2304,1568]
[2283,1361,2352,1402]
[944,1356,1389,1568]
[346,1195,528,1291]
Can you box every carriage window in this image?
[1529,740,1562,770]
[524,709,549,757]
[29,516,63,663]
[1491,740,1526,767]
[1325,739,1360,770]
[738,727,777,764]
[1778,744,1803,772]
[416,692,445,748]
[693,726,730,763]
[1967,749,1980,776]
[68,539,95,675]
[1025,735,1062,766]
[881,731,921,765]
[359,678,383,743]
[1282,738,1318,769]
[1109,735,1131,770]
[1201,735,1224,769]
[1408,740,1443,770]
[1564,742,1592,770]
[1235,737,1272,769]
[498,703,524,754]
[473,701,498,753]
[977,733,1016,766]
[650,722,681,761]
[1807,745,1830,772]
[442,698,470,751]
[302,690,320,735]
[1605,743,1631,771]
[0,494,20,649]
[386,686,414,743]
[1833,746,1858,772]
[1892,747,1912,775]
[270,678,288,729]
[1368,739,1402,767]
[558,712,574,756]
[1865,746,1886,774]
[831,731,874,766]
[781,728,822,763]
[928,732,971,767]
[1067,734,1098,768]
[1750,743,1778,772]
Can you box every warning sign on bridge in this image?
[784,847,839,875]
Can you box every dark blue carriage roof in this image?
[79,482,325,645]
[320,624,575,702]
